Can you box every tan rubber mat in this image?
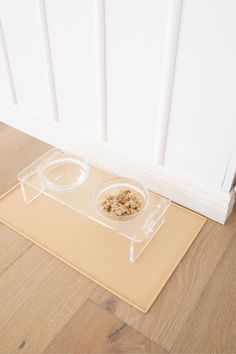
[0,184,206,313]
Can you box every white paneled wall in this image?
[105,0,169,159]
[0,0,52,121]
[45,0,99,136]
[165,0,236,188]
[0,22,13,104]
[0,59,8,103]
[0,0,235,223]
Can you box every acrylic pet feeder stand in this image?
[18,148,171,263]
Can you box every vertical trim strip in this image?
[0,20,17,104]
[94,0,107,141]
[37,0,59,123]
[153,0,183,165]
[222,143,236,192]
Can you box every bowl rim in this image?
[95,177,150,221]
[37,154,89,192]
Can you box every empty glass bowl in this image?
[37,151,89,192]
[95,177,149,221]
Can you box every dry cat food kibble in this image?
[101,189,144,217]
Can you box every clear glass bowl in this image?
[37,151,89,192]
[95,177,149,221]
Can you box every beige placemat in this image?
[0,184,206,313]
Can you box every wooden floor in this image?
[0,123,235,354]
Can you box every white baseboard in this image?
[0,105,235,224]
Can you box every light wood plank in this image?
[90,212,236,350]
[0,122,47,276]
[0,245,96,353]
[0,123,50,193]
[0,223,32,275]
[45,300,167,354]
[171,233,236,353]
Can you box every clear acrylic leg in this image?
[20,183,43,205]
[129,214,166,263]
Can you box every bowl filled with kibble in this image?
[95,178,149,221]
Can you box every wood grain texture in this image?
[0,246,96,353]
[45,300,167,353]
[0,123,235,354]
[0,123,50,193]
[171,235,236,353]
[90,214,236,351]
[0,223,32,275]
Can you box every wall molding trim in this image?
[37,0,59,123]
[0,20,17,104]
[222,142,236,192]
[94,0,107,142]
[154,0,183,165]
[0,105,234,224]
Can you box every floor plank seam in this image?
[43,295,97,352]
[0,241,33,277]
[88,298,169,353]
[169,232,236,353]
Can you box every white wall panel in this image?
[45,0,98,137]
[0,42,11,104]
[0,0,52,119]
[165,0,236,187]
[0,22,13,104]
[0,0,235,222]
[106,0,169,159]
